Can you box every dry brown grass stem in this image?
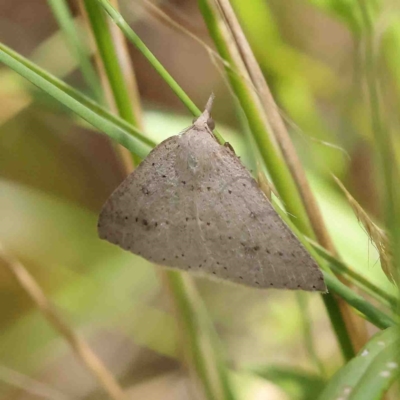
[0,243,128,400]
[215,0,335,253]
[109,0,144,131]
[214,0,370,350]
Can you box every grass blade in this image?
[47,0,102,100]
[96,0,227,144]
[318,327,398,400]
[323,273,394,330]
[311,240,397,310]
[166,272,237,400]
[82,0,143,128]
[0,42,154,159]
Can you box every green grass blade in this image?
[47,0,102,100]
[348,343,400,399]
[198,0,314,238]
[167,272,237,400]
[323,273,394,329]
[0,42,154,159]
[96,0,226,144]
[83,0,141,127]
[318,327,399,400]
[275,205,394,330]
[311,240,398,309]
[322,292,355,361]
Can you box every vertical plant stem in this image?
[83,3,236,398]
[82,0,142,166]
[82,0,140,127]
[216,0,334,252]
[198,0,314,237]
[96,0,223,145]
[296,292,327,377]
[199,0,360,358]
[166,272,236,400]
[47,0,102,100]
[322,293,356,361]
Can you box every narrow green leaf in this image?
[96,0,226,145]
[319,327,399,400]
[310,240,398,310]
[0,42,154,159]
[323,273,394,329]
[83,0,141,127]
[198,0,314,238]
[167,272,237,400]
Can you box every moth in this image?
[98,95,326,291]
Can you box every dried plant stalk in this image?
[0,243,128,400]
[215,0,334,252]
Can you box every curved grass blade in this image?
[310,240,398,310]
[0,42,154,159]
[96,0,226,145]
[318,327,399,400]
